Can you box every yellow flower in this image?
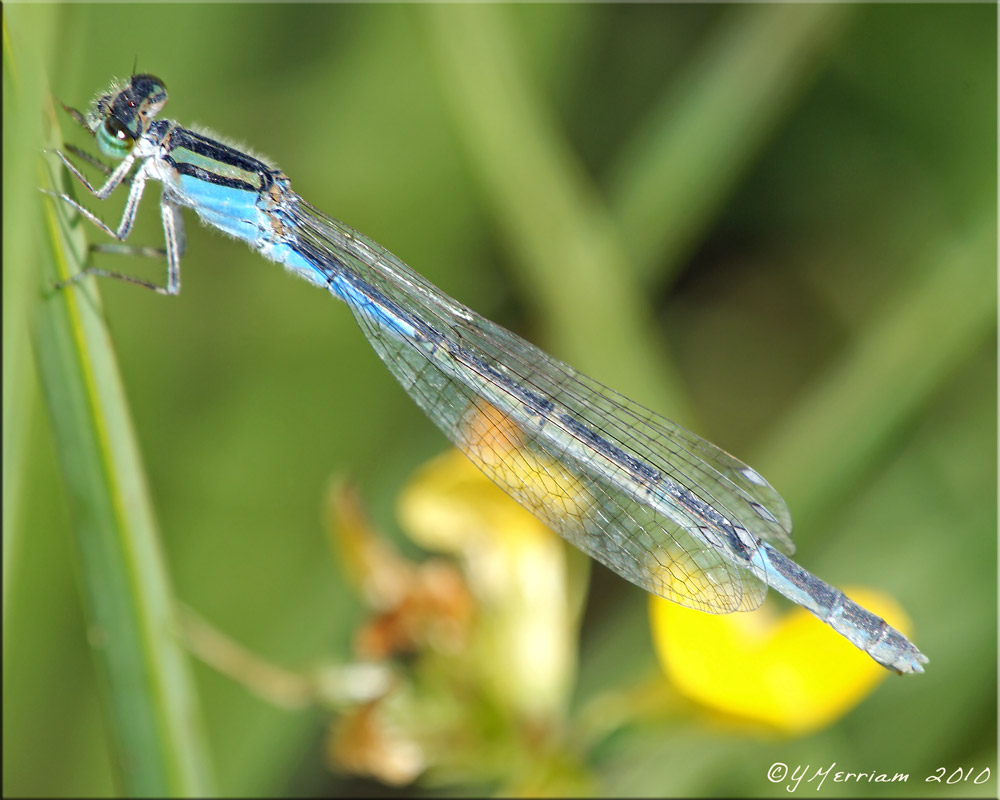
[397,404,586,724]
[649,587,914,734]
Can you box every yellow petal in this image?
[649,587,913,734]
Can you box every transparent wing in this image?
[294,200,795,613]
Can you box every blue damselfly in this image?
[46,74,927,674]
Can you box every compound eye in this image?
[97,116,135,159]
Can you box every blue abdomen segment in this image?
[268,241,417,341]
[750,541,925,673]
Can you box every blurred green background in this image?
[4,3,995,797]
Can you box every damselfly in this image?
[46,74,927,674]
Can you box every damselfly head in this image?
[85,74,168,160]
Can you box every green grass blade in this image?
[756,219,997,530]
[3,11,43,618]
[418,3,691,419]
[30,87,214,797]
[609,4,854,282]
